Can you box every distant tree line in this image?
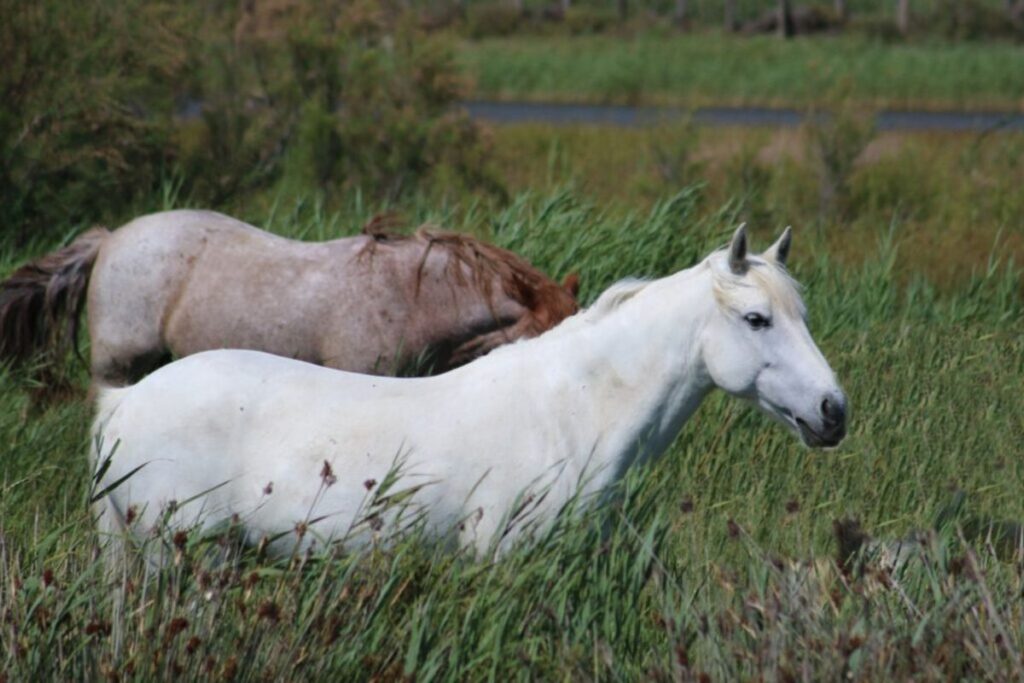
[445,0,1024,39]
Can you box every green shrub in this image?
[646,120,703,192]
[563,6,618,35]
[0,0,501,243]
[185,0,503,204]
[0,0,192,246]
[465,2,522,39]
[721,139,775,228]
[922,0,1024,41]
[805,97,876,222]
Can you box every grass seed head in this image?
[165,617,189,641]
[85,620,111,638]
[257,600,281,623]
[221,655,238,680]
[320,460,337,487]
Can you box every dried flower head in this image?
[257,601,280,623]
[221,656,238,680]
[166,617,189,641]
[85,620,111,638]
[320,460,337,487]
[727,519,741,539]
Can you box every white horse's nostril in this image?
[821,395,846,429]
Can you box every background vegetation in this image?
[0,0,499,248]
[460,34,1024,109]
[2,0,1023,679]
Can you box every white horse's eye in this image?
[744,312,771,329]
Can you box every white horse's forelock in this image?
[710,252,806,320]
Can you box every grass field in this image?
[489,123,1024,286]
[2,184,1023,678]
[459,33,1024,111]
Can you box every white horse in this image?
[91,227,847,560]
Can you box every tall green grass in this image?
[1,189,1022,679]
[488,123,1024,288]
[459,33,1024,110]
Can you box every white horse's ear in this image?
[728,224,748,274]
[764,226,792,267]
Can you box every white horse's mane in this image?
[583,278,651,318]
[511,277,651,345]
[489,248,806,358]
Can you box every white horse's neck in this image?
[520,263,716,495]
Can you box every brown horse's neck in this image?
[358,223,579,369]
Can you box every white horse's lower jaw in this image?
[795,417,845,449]
[769,405,844,449]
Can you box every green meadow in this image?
[2,177,1023,678]
[459,33,1024,111]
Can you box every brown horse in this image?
[0,210,578,387]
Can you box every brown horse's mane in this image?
[359,216,578,339]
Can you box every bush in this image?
[0,0,501,245]
[563,6,618,35]
[921,0,1024,41]
[646,120,703,191]
[465,2,522,38]
[805,97,876,222]
[0,0,191,246]
[183,0,503,204]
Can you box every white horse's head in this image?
[700,226,847,448]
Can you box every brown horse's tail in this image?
[0,227,110,372]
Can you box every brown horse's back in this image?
[83,209,579,386]
[88,211,224,384]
